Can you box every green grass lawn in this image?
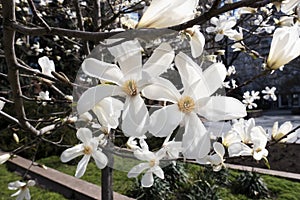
[1,156,300,199]
[0,164,67,200]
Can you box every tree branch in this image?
[10,22,121,41]
[3,0,39,135]
[170,0,279,31]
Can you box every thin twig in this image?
[27,0,51,31]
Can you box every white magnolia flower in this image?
[242,91,257,109]
[37,91,51,101]
[143,52,246,159]
[281,0,300,13]
[13,133,20,144]
[266,26,300,70]
[161,135,182,159]
[16,38,24,46]
[137,0,198,28]
[222,81,230,89]
[0,100,5,110]
[272,121,297,142]
[231,118,256,144]
[223,79,238,89]
[222,130,241,147]
[8,180,35,200]
[231,41,246,52]
[60,128,108,178]
[37,91,51,106]
[231,79,238,89]
[184,25,206,58]
[262,86,277,101]
[38,56,56,77]
[250,90,261,100]
[92,97,123,132]
[228,126,268,161]
[251,126,269,161]
[0,153,10,164]
[120,14,138,29]
[242,98,257,110]
[206,15,237,42]
[77,40,174,137]
[31,42,43,55]
[197,142,225,171]
[226,65,236,76]
[128,148,165,187]
[227,27,243,41]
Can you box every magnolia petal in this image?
[0,153,10,164]
[196,96,247,121]
[122,95,149,137]
[278,121,293,134]
[76,128,93,144]
[228,142,252,157]
[77,84,123,114]
[92,150,108,169]
[182,113,210,159]
[152,166,164,179]
[16,190,27,200]
[189,27,205,58]
[38,56,55,76]
[215,34,224,42]
[108,40,142,78]
[0,100,5,110]
[75,155,90,178]
[250,126,268,149]
[281,0,300,13]
[148,104,183,137]
[10,190,21,197]
[134,150,156,161]
[196,156,210,165]
[213,142,225,157]
[8,181,26,190]
[128,163,149,178]
[143,43,175,77]
[253,149,268,161]
[208,154,223,165]
[137,0,198,28]
[142,77,181,103]
[81,58,124,85]
[141,171,154,187]
[92,97,123,129]
[27,180,35,187]
[195,62,227,98]
[267,26,300,70]
[175,52,203,91]
[60,144,84,163]
[23,188,31,200]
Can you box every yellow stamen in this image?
[178,96,195,113]
[83,145,93,155]
[149,159,156,167]
[123,80,138,96]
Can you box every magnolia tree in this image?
[1,0,300,199]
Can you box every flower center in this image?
[149,159,156,167]
[254,147,262,153]
[21,185,27,190]
[83,145,93,155]
[178,96,195,113]
[123,80,138,96]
